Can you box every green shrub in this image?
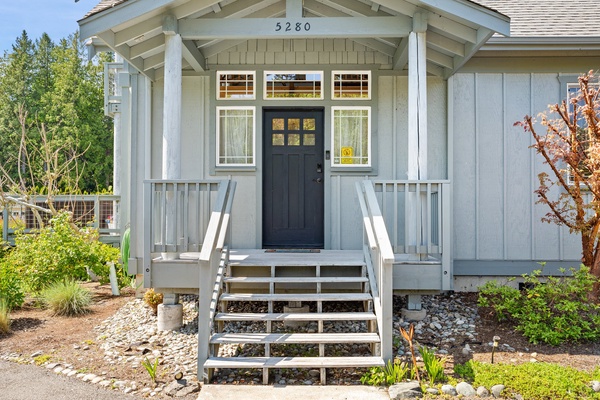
[420,346,446,384]
[360,359,412,386]
[454,360,475,381]
[478,265,600,345]
[0,261,24,310]
[0,298,11,334]
[472,361,600,400]
[41,279,92,316]
[6,211,122,293]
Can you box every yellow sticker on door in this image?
[341,147,354,164]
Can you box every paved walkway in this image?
[197,384,390,400]
[0,360,139,400]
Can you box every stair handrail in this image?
[195,180,236,382]
[355,180,394,363]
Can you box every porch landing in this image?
[228,249,364,266]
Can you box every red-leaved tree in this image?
[516,71,600,301]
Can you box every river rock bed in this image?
[85,292,481,389]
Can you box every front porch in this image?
[142,177,451,382]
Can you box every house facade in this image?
[79,0,600,381]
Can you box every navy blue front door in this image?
[263,108,324,248]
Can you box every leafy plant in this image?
[41,279,92,316]
[0,261,24,310]
[33,354,51,366]
[454,360,475,381]
[0,298,11,334]
[142,357,159,383]
[472,361,600,400]
[400,323,420,382]
[360,359,411,386]
[6,212,122,293]
[420,346,446,384]
[478,265,600,345]
[143,288,163,315]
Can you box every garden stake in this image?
[400,323,420,383]
[491,335,500,364]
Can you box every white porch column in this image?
[405,15,428,316]
[162,29,182,180]
[407,14,427,181]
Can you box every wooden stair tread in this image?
[219,293,372,302]
[210,332,380,344]
[224,277,367,283]
[215,312,376,321]
[204,356,385,369]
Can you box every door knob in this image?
[313,178,323,183]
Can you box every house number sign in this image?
[275,21,311,32]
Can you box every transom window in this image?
[331,107,371,166]
[217,71,255,100]
[332,71,371,99]
[216,107,255,166]
[264,71,323,99]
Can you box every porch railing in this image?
[372,180,450,256]
[1,194,120,245]
[355,180,394,363]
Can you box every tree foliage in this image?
[0,30,113,195]
[516,71,600,300]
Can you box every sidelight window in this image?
[331,107,371,166]
[216,106,255,166]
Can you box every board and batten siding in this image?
[451,73,581,277]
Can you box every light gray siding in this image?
[451,72,581,274]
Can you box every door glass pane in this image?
[288,134,300,146]
[303,118,315,130]
[272,134,285,146]
[288,118,300,130]
[272,118,284,130]
[303,133,315,146]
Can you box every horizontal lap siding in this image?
[452,72,581,269]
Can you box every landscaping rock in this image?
[477,386,490,397]
[389,381,423,399]
[592,381,600,392]
[456,382,476,396]
[491,384,505,398]
[441,384,457,396]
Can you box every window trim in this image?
[216,106,256,167]
[331,70,371,100]
[263,70,324,100]
[216,70,256,100]
[330,106,372,168]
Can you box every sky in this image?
[0,0,94,54]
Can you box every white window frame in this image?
[331,70,371,100]
[331,106,371,167]
[216,106,256,167]
[263,71,324,100]
[216,71,256,100]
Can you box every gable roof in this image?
[476,0,600,37]
[79,0,511,80]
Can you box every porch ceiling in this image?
[79,0,510,80]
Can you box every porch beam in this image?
[427,31,464,57]
[446,27,494,79]
[316,0,386,17]
[287,0,303,19]
[182,41,206,71]
[352,38,397,57]
[426,48,454,70]
[130,35,165,59]
[392,37,409,70]
[178,16,412,39]
[201,40,247,58]
[97,31,155,81]
[143,52,165,71]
